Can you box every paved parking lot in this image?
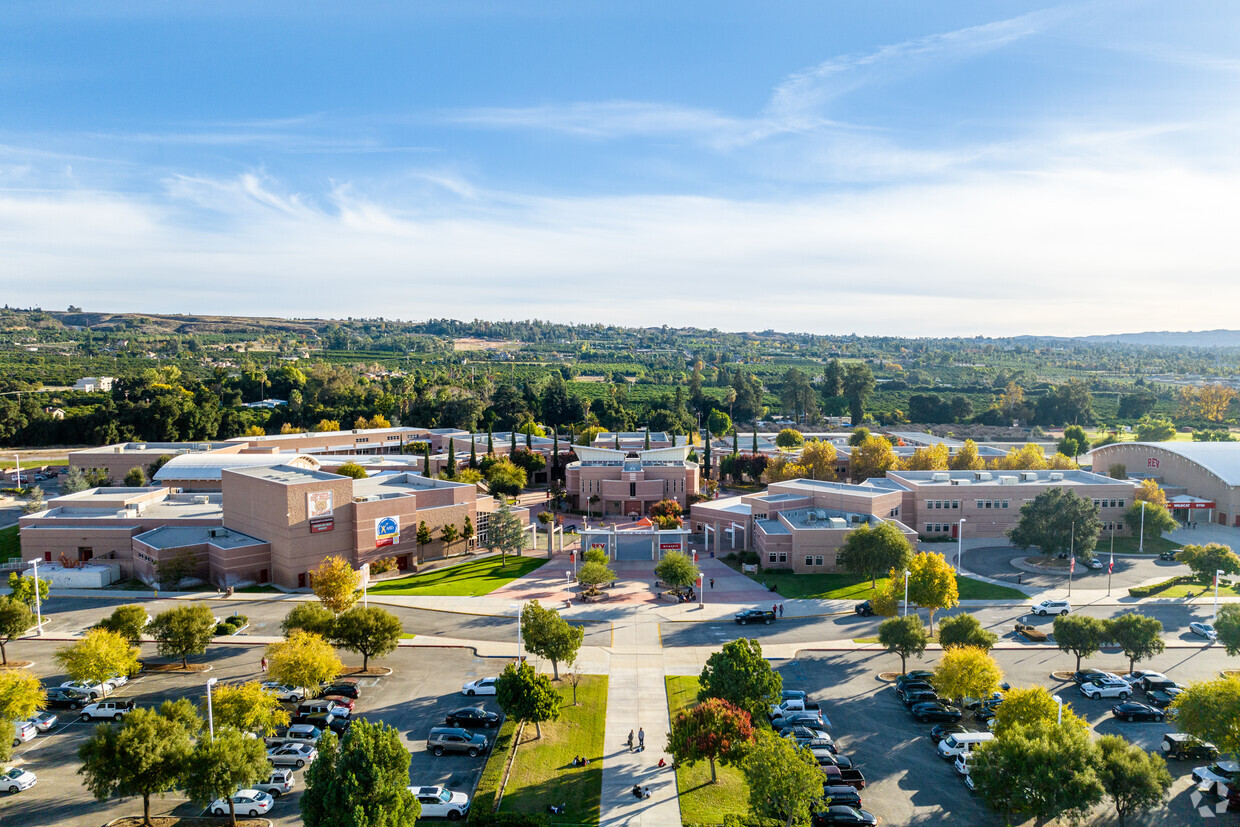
[780,647,1236,826]
[0,641,509,827]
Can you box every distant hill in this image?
[1014,330,1240,348]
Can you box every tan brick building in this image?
[565,444,699,517]
[1088,441,1240,525]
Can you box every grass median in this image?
[1129,574,1240,599]
[727,567,1025,602]
[472,675,607,825]
[0,525,18,559]
[665,675,749,825]
[367,554,548,597]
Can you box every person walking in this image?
[778,603,784,618]
[627,729,635,752]
[709,577,715,589]
[261,656,268,672]
[638,727,645,750]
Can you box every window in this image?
[889,507,900,517]
[1116,521,1124,530]
[769,553,778,564]
[778,552,788,563]
[926,524,933,533]
[984,500,992,509]
[355,437,369,443]
[1093,499,1101,508]
[815,556,824,566]
[1001,500,1009,509]
[976,500,984,508]
[952,500,960,509]
[805,556,814,567]
[1119,499,1125,508]
[630,483,636,497]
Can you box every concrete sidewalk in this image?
[599,606,682,826]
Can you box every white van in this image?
[938,731,994,759]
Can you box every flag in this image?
[1108,552,1114,574]
[1070,556,1075,574]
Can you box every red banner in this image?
[660,543,681,550]
[1171,501,1215,509]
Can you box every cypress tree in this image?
[487,425,494,455]
[644,426,651,450]
[552,428,559,479]
[469,434,478,469]
[525,428,532,448]
[423,444,431,477]
[752,431,758,452]
[615,433,621,450]
[732,429,738,455]
[446,438,455,477]
[704,436,712,477]
[511,429,517,453]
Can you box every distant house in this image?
[243,399,288,409]
[73,376,114,392]
[45,407,66,420]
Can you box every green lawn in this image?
[0,526,18,562]
[473,675,607,825]
[731,567,1024,602]
[366,555,549,597]
[1129,575,1240,599]
[1102,534,1180,555]
[666,676,750,825]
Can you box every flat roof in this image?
[888,469,1123,487]
[885,431,963,447]
[225,465,345,485]
[352,472,471,498]
[74,441,231,454]
[1090,441,1240,488]
[154,453,320,481]
[778,507,881,530]
[770,478,895,498]
[38,495,224,522]
[227,426,426,443]
[135,525,264,550]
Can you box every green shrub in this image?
[370,557,397,574]
[214,622,233,636]
[228,614,248,626]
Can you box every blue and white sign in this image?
[376,515,400,547]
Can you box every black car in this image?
[734,609,776,625]
[813,805,878,826]
[930,724,970,744]
[779,711,826,730]
[896,681,934,699]
[895,671,934,686]
[43,686,89,709]
[822,785,862,809]
[784,726,836,751]
[910,702,962,723]
[318,682,361,700]
[1146,691,1177,709]
[445,707,501,729]
[1159,551,1178,562]
[811,751,854,770]
[902,690,939,708]
[854,601,874,617]
[1111,702,1165,723]
[292,711,351,736]
[974,708,997,724]
[1144,678,1182,694]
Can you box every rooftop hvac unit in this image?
[850,514,863,523]
[998,476,1018,486]
[828,517,848,529]
[806,511,816,523]
[950,478,971,486]
[1049,472,1064,481]
[974,471,992,482]
[1020,472,1038,482]
[208,528,222,538]
[115,510,129,518]
[932,472,950,482]
[134,444,146,451]
[817,510,828,520]
[192,495,210,505]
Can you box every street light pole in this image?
[1052,693,1063,725]
[903,569,911,618]
[957,518,967,572]
[1068,522,1075,599]
[205,677,218,737]
[1216,569,1224,621]
[1107,523,1115,597]
[510,603,522,663]
[30,559,43,635]
[1139,501,1146,553]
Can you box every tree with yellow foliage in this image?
[949,439,986,471]
[311,556,361,616]
[242,425,266,437]
[763,455,808,483]
[1182,385,1238,423]
[990,443,1048,471]
[902,443,949,471]
[907,551,959,636]
[799,440,838,481]
[1132,478,1167,509]
[850,435,897,481]
[312,419,342,433]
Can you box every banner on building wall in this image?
[589,543,607,552]
[660,543,681,550]
[310,517,334,533]
[307,491,334,520]
[376,515,400,547]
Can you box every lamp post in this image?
[1216,569,1225,621]
[1052,693,1063,725]
[205,677,218,737]
[1107,522,1115,597]
[957,518,967,572]
[1068,522,1075,599]
[1138,501,1146,553]
[510,603,522,663]
[903,569,911,618]
[30,559,43,635]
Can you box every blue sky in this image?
[2,1,1238,336]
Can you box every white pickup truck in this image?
[769,698,823,721]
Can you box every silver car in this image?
[266,742,318,768]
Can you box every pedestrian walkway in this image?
[599,605,681,826]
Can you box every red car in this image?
[319,695,355,711]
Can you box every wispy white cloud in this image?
[446,100,749,140]
[5,150,1238,337]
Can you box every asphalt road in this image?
[0,641,505,827]
[782,646,1236,826]
[965,544,1180,589]
[35,596,611,647]
[661,603,1224,649]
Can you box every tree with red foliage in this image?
[666,697,755,783]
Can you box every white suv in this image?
[78,700,137,721]
[1030,600,1071,616]
[1079,678,1131,700]
[409,786,470,820]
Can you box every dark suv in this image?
[445,707,500,729]
[292,711,351,736]
[426,727,489,758]
[1162,733,1219,760]
[735,609,776,625]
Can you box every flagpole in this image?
[1107,523,1114,597]
[1068,522,1075,599]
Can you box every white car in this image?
[103,672,130,690]
[1086,558,1104,570]
[60,680,109,700]
[1030,600,1071,616]
[261,682,306,702]
[264,724,323,747]
[208,789,274,818]
[461,678,498,696]
[1190,622,1218,640]
[1122,671,1166,687]
[267,742,318,768]
[409,785,471,820]
[78,700,137,721]
[954,752,974,775]
[1192,761,1240,792]
[11,720,37,746]
[0,767,36,793]
[253,769,295,798]
[1080,679,1131,700]
[22,712,57,733]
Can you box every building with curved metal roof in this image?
[1088,441,1240,525]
